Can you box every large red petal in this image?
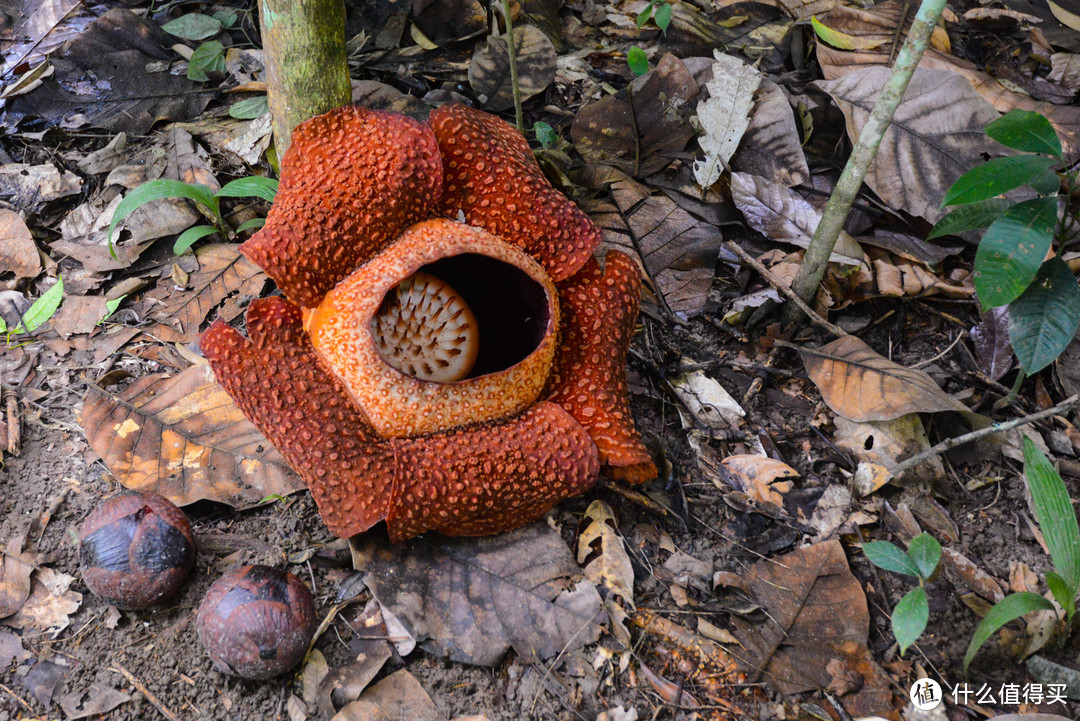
[241,107,443,308]
[201,297,397,537]
[545,252,657,483]
[385,402,600,542]
[429,105,600,282]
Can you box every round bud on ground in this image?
[78,491,196,609]
[196,565,317,680]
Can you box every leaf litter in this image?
[2,0,1080,717]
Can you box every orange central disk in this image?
[304,219,560,439]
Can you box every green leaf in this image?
[235,218,266,234]
[173,225,220,255]
[161,13,223,40]
[1046,572,1075,618]
[928,198,1011,238]
[98,295,126,325]
[14,276,63,334]
[942,155,1057,206]
[229,96,269,120]
[964,591,1055,671]
[1024,438,1080,593]
[907,533,942,580]
[864,541,921,577]
[1008,256,1080,373]
[216,177,278,202]
[636,6,653,26]
[0,314,6,333]
[974,196,1058,308]
[986,110,1062,159]
[533,121,556,148]
[187,40,225,82]
[213,8,239,28]
[627,46,649,76]
[654,2,672,31]
[1029,169,1062,196]
[893,587,929,655]
[108,179,217,251]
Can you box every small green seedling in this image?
[161,10,238,81]
[627,46,649,76]
[864,532,942,655]
[964,438,1080,671]
[533,121,557,149]
[2,276,64,339]
[636,0,673,33]
[108,176,278,257]
[932,110,1078,375]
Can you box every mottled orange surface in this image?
[202,105,656,541]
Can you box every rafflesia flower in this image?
[201,104,657,542]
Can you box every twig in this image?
[110,663,180,721]
[497,0,523,134]
[888,395,1080,477]
[0,682,34,713]
[725,241,847,338]
[3,385,19,455]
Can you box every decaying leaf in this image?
[353,523,604,666]
[0,536,36,619]
[331,670,441,721]
[670,368,745,429]
[80,363,304,507]
[799,335,970,422]
[971,306,1014,381]
[866,247,972,299]
[1049,53,1080,93]
[817,67,1004,223]
[4,567,81,634]
[693,51,760,189]
[730,79,809,188]
[590,170,723,317]
[834,414,944,483]
[577,500,635,645]
[0,210,42,279]
[571,54,698,178]
[0,163,82,212]
[147,244,266,343]
[57,683,130,720]
[469,25,556,112]
[718,454,798,505]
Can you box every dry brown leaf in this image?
[719,455,798,505]
[331,670,441,721]
[353,523,604,666]
[51,295,109,339]
[730,80,810,188]
[0,210,41,279]
[469,25,556,112]
[0,536,35,619]
[577,500,635,646]
[0,163,82,212]
[799,334,971,423]
[80,364,303,507]
[4,567,81,634]
[729,540,874,696]
[1049,53,1080,93]
[835,414,944,483]
[148,244,266,343]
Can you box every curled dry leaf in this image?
[577,500,635,646]
[80,363,304,507]
[0,210,41,279]
[353,523,604,666]
[799,335,970,422]
[693,51,760,189]
[148,244,267,343]
[469,25,556,112]
[719,454,798,505]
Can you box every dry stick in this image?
[783,0,948,323]
[110,663,180,721]
[888,394,1080,477]
[725,241,848,338]
[3,384,19,455]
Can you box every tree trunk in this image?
[258,0,352,157]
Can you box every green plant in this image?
[108,177,278,256]
[963,437,1080,671]
[932,110,1077,375]
[627,46,649,76]
[1,276,64,338]
[636,0,673,33]
[161,10,239,81]
[533,121,557,149]
[864,532,942,655]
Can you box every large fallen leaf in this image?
[571,54,699,178]
[0,210,41,279]
[730,79,809,188]
[0,163,82,212]
[148,244,266,343]
[589,169,723,317]
[729,541,877,698]
[469,24,556,112]
[693,51,760,189]
[331,670,441,721]
[80,363,304,507]
[799,335,970,422]
[577,500,635,645]
[816,67,1003,223]
[353,523,604,666]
